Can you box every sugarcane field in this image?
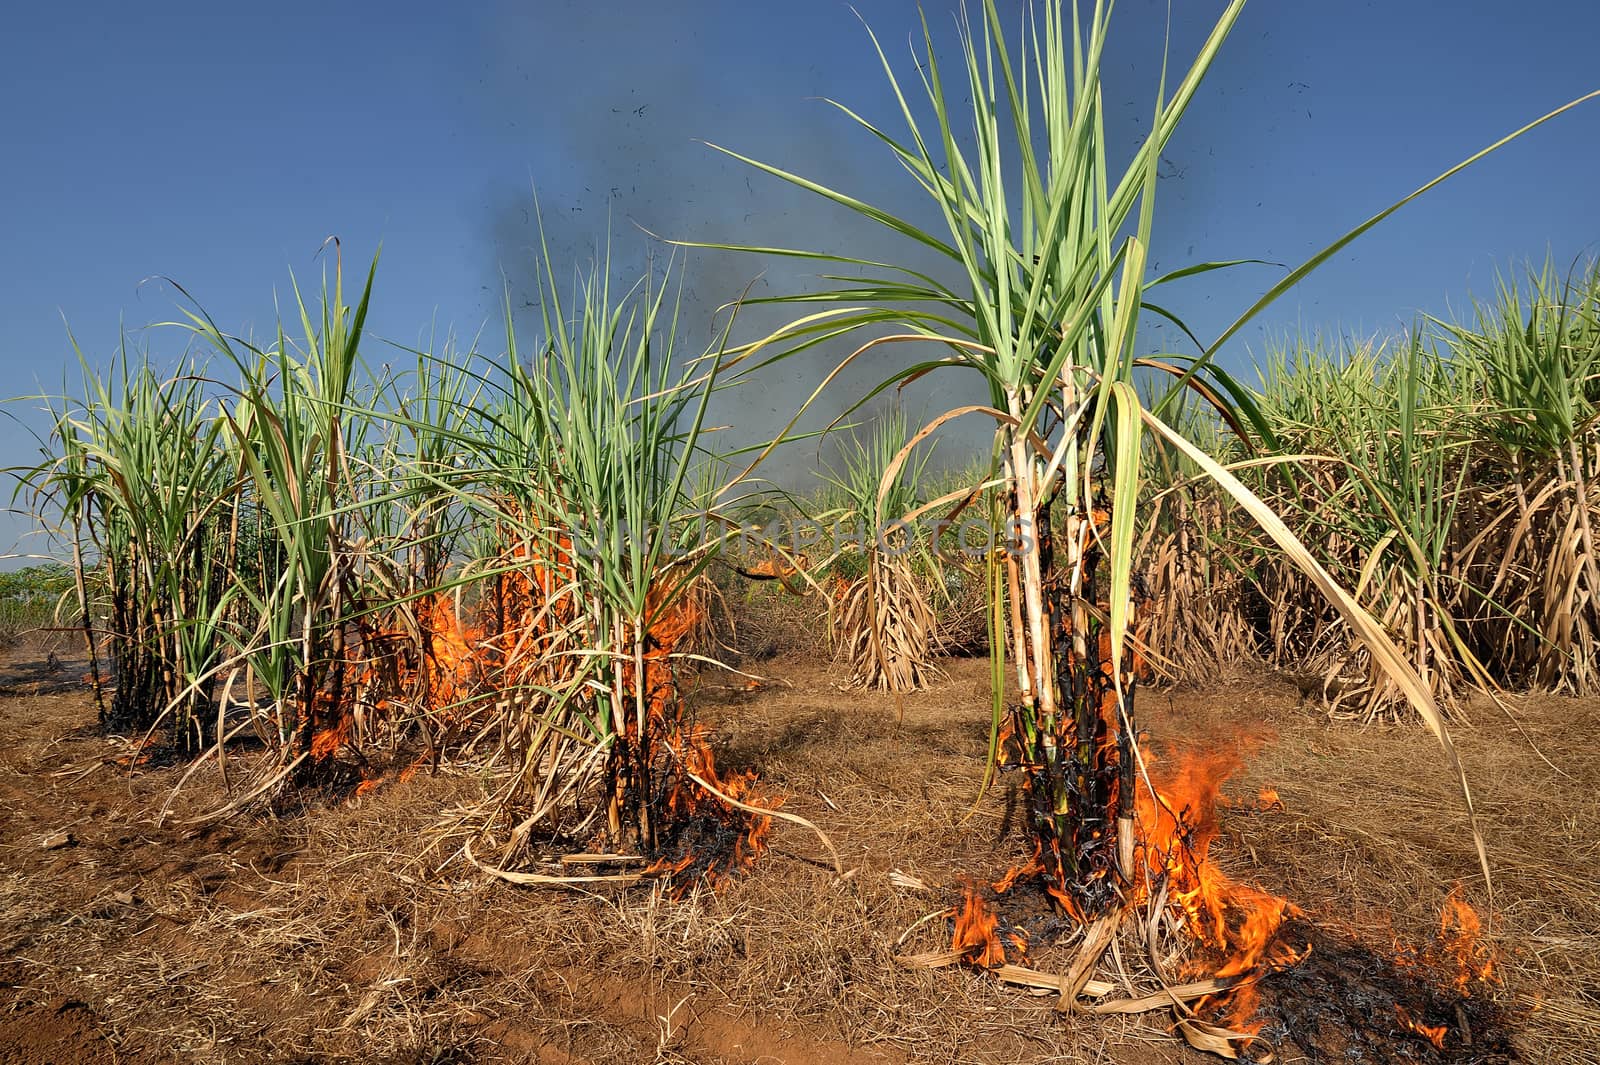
[2,2,1598,1063]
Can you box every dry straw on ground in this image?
[2,648,1595,1064]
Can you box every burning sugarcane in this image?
[426,239,829,892]
[688,0,1587,1055]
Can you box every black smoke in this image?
[474,1,1261,486]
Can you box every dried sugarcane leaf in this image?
[1088,976,1241,1014]
[465,839,645,887]
[674,759,845,876]
[1176,1015,1267,1061]
[893,953,1124,1000]
[992,963,1116,997]
[1057,913,1120,1011]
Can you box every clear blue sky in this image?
[2,1,1597,557]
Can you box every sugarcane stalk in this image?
[71,514,105,723]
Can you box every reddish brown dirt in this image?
[0,638,1594,1063]
[0,993,128,1065]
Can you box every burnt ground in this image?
[0,638,1596,1065]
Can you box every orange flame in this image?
[314,514,770,887]
[309,718,351,761]
[1394,1005,1448,1048]
[1439,885,1496,993]
[634,587,777,891]
[419,595,478,708]
[951,884,1007,969]
[1392,884,1498,1001]
[985,730,1297,1031]
[982,714,1495,1047]
[1129,746,1301,1031]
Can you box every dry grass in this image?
[1,644,1597,1063]
[1219,682,1600,1059]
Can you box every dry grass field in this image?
[2,632,1595,1064]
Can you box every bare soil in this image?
[1,640,1596,1064]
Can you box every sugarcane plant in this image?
[698,0,1265,918]
[689,0,1592,1050]
[1442,258,1600,692]
[1247,334,1486,717]
[820,406,942,692]
[355,340,485,754]
[14,343,239,751]
[178,245,379,780]
[436,236,784,884]
[1130,264,1600,714]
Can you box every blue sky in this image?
[2,1,1597,557]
